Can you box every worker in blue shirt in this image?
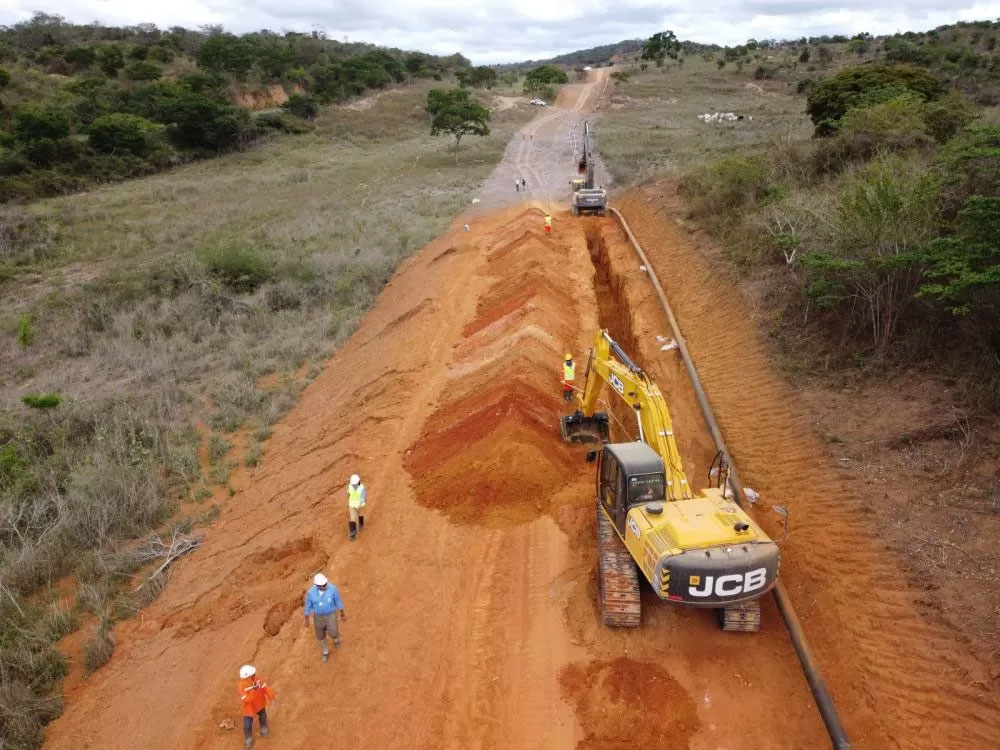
[304,573,346,663]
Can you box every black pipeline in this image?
[609,207,852,750]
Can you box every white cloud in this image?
[0,1,998,62]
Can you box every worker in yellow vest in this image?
[562,353,575,401]
[544,213,553,235]
[347,474,366,540]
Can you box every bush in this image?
[835,93,933,155]
[806,64,944,135]
[88,113,158,155]
[22,393,62,409]
[124,61,162,81]
[65,46,96,70]
[281,93,318,119]
[96,45,124,77]
[801,156,940,351]
[199,241,272,293]
[922,91,976,143]
[933,126,1000,219]
[0,67,10,87]
[13,107,71,142]
[682,156,771,225]
[82,621,115,672]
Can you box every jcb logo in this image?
[609,373,625,396]
[688,568,767,598]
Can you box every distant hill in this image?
[508,37,723,70]
[512,39,644,69]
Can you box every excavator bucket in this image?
[561,411,610,443]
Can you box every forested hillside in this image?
[0,13,468,201]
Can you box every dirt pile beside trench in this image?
[404,210,594,524]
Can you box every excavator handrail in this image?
[609,205,852,750]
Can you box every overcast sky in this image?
[0,1,998,63]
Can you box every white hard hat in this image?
[349,474,360,486]
[313,573,328,586]
[239,664,256,679]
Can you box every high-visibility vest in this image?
[563,362,575,381]
[348,484,365,508]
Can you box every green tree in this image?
[281,93,318,119]
[13,106,70,142]
[88,113,158,155]
[65,46,96,70]
[641,30,681,67]
[426,88,490,148]
[523,64,567,92]
[805,64,943,135]
[196,34,255,79]
[124,61,163,81]
[96,45,125,77]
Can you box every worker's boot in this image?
[348,521,357,540]
[244,737,253,749]
[358,515,365,531]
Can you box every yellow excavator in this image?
[562,330,780,631]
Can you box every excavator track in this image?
[597,505,641,627]
[717,599,761,632]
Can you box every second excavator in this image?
[562,330,780,631]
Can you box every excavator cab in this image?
[596,442,665,536]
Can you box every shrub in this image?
[933,126,1000,219]
[921,91,977,143]
[13,107,71,142]
[82,621,115,672]
[22,393,62,409]
[281,93,318,119]
[147,45,175,64]
[682,156,771,225]
[124,61,162,81]
[806,64,944,135]
[836,93,933,155]
[88,113,159,155]
[96,45,124,77]
[18,314,34,346]
[801,156,940,351]
[65,46,96,70]
[199,241,272,293]
[0,67,10,87]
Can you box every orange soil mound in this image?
[560,657,700,749]
[404,211,587,525]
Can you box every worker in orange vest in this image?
[238,664,275,748]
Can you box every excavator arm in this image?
[565,330,692,500]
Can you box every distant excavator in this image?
[562,330,780,631]
[570,121,607,217]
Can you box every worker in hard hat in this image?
[304,572,346,663]
[237,664,275,748]
[544,213,553,234]
[562,353,575,401]
[347,473,366,540]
